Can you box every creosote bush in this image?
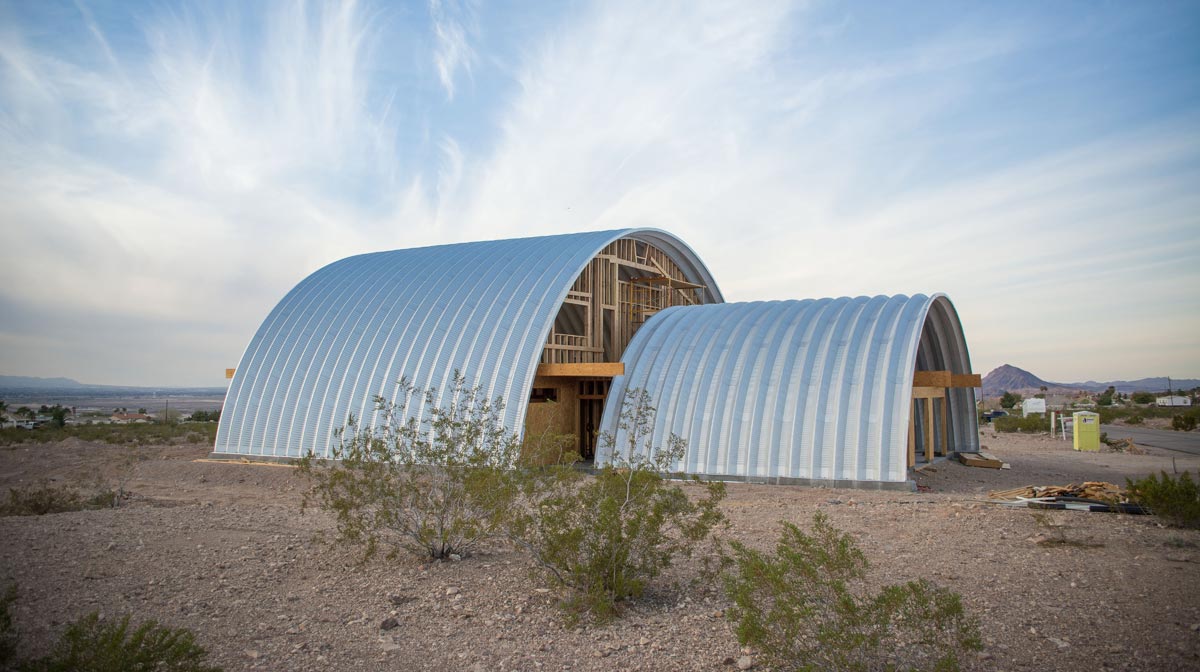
[0,423,215,447]
[507,389,726,624]
[20,612,220,672]
[301,379,726,623]
[1127,471,1200,529]
[993,414,1049,434]
[1,583,16,669]
[0,483,121,517]
[299,373,521,560]
[724,513,980,672]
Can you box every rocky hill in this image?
[981,365,1200,397]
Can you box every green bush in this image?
[998,391,1022,409]
[299,373,522,560]
[1,583,16,669]
[20,612,220,672]
[507,389,726,624]
[0,483,121,517]
[993,414,1049,433]
[1172,413,1197,432]
[724,513,981,672]
[0,423,215,447]
[1126,414,1144,425]
[1127,471,1200,529]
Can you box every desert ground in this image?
[1,429,1198,671]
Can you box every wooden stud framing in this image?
[908,370,980,467]
[540,239,708,366]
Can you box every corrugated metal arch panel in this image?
[597,294,976,484]
[214,229,722,458]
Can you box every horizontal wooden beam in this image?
[912,386,945,399]
[913,370,951,387]
[951,373,982,388]
[536,362,625,378]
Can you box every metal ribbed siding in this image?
[598,294,977,484]
[213,229,721,458]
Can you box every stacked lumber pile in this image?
[988,481,1125,502]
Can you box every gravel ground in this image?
[1,429,1198,671]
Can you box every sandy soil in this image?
[1,430,1198,671]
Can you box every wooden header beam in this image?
[536,362,625,378]
[951,373,982,388]
[913,370,951,387]
[913,370,981,388]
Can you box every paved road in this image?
[1100,424,1200,456]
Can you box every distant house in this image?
[1021,398,1046,416]
[1156,396,1192,407]
[110,412,152,424]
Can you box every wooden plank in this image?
[957,452,1003,469]
[951,373,982,388]
[924,397,934,464]
[913,370,951,387]
[940,395,949,456]
[537,363,624,377]
[912,386,944,399]
[225,368,236,379]
[908,403,916,468]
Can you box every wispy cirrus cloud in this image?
[0,0,1196,385]
[429,0,477,101]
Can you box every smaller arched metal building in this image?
[597,294,979,487]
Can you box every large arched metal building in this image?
[215,229,980,486]
[597,295,979,486]
[214,229,722,459]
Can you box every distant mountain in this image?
[981,365,1074,397]
[0,375,225,394]
[1069,377,1200,394]
[981,365,1200,397]
[0,375,91,389]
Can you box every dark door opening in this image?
[578,379,609,461]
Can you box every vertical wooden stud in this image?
[924,397,935,464]
[908,401,916,468]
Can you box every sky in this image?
[0,0,1197,387]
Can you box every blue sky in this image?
[0,0,1197,387]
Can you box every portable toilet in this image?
[1073,411,1100,451]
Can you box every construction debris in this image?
[958,451,1008,469]
[989,481,1124,501]
[986,481,1150,515]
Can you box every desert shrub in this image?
[299,373,522,560]
[1126,414,1144,425]
[20,612,220,672]
[993,414,1049,433]
[1,583,16,669]
[507,389,726,624]
[998,391,1022,409]
[0,483,121,517]
[1127,471,1200,529]
[1172,413,1197,432]
[724,513,981,672]
[0,423,215,447]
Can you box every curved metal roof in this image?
[214,229,722,458]
[597,294,976,484]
